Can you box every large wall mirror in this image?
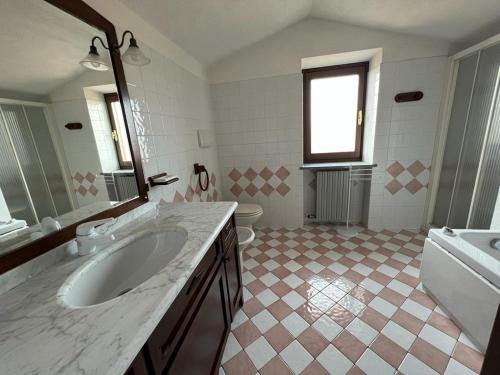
[0,0,147,273]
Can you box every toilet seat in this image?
[235,203,263,217]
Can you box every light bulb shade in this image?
[80,46,110,71]
[122,38,150,66]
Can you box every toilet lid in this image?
[236,203,263,217]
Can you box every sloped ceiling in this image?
[0,0,102,98]
[118,0,500,65]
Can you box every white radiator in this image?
[316,170,350,222]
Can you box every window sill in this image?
[300,161,377,171]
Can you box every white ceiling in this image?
[0,0,104,98]
[118,0,500,65]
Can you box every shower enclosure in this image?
[432,40,500,229]
[0,100,72,226]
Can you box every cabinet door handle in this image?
[185,271,203,295]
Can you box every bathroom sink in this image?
[59,228,187,307]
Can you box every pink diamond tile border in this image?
[88,185,98,196]
[74,172,84,184]
[74,171,99,197]
[259,167,273,181]
[228,166,291,197]
[229,168,242,182]
[244,168,258,181]
[385,161,429,195]
[275,166,290,181]
[231,183,243,197]
[407,161,425,177]
[386,179,403,195]
[386,162,405,177]
[85,172,96,183]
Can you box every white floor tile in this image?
[346,317,378,345]
[387,279,413,297]
[222,333,242,364]
[403,265,420,277]
[321,284,346,302]
[346,251,364,262]
[305,261,325,273]
[246,248,261,257]
[260,272,279,287]
[262,259,279,271]
[382,242,400,252]
[283,274,303,289]
[244,258,259,270]
[444,359,477,375]
[281,312,309,337]
[256,289,279,307]
[282,290,306,310]
[391,253,412,264]
[265,248,280,258]
[377,264,399,278]
[245,336,276,370]
[368,252,388,263]
[419,324,457,355]
[352,263,373,276]
[284,249,300,259]
[360,278,384,294]
[338,295,366,315]
[316,345,353,375]
[309,292,336,312]
[356,349,395,375]
[401,299,432,321]
[312,314,343,341]
[328,263,349,274]
[251,310,278,333]
[331,277,356,292]
[325,250,342,260]
[284,260,302,272]
[242,271,256,285]
[368,296,398,318]
[231,309,248,330]
[381,321,416,350]
[399,354,439,375]
[279,340,314,374]
[304,249,321,259]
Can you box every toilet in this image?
[234,203,263,229]
[236,226,255,251]
[235,203,262,267]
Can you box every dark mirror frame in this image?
[0,0,148,274]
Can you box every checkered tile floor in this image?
[220,225,484,375]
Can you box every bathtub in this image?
[421,228,500,352]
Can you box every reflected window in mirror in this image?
[104,93,133,169]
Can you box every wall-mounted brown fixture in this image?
[194,163,209,191]
[148,172,179,187]
[395,91,424,103]
[64,122,83,130]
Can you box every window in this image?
[104,93,133,169]
[303,62,368,163]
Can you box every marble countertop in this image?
[0,201,237,375]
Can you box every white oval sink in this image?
[59,228,187,308]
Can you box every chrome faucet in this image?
[76,218,116,256]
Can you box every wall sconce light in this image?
[80,30,151,71]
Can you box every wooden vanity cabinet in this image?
[222,235,243,319]
[128,214,242,375]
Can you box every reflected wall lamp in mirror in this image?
[80,30,150,71]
